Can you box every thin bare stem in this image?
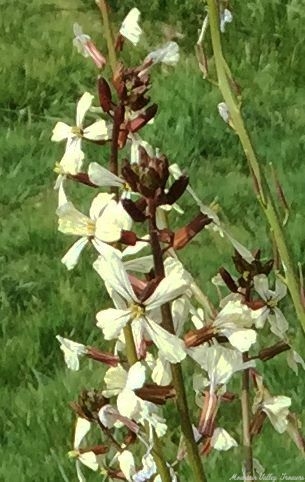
[241,358,255,481]
[148,201,207,482]
[206,0,305,335]
[96,0,117,74]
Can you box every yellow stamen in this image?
[87,220,96,236]
[71,126,83,137]
[53,162,63,174]
[130,303,145,319]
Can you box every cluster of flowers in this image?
[52,6,305,482]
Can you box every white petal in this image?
[76,92,94,127]
[151,356,172,386]
[61,237,88,270]
[146,41,179,65]
[286,350,305,375]
[62,137,84,171]
[57,180,67,206]
[93,250,136,303]
[95,208,123,242]
[118,450,135,482]
[263,396,291,433]
[269,308,289,338]
[96,308,131,339]
[145,271,188,310]
[78,452,99,471]
[126,362,145,390]
[117,389,142,419]
[226,329,257,352]
[59,152,83,176]
[56,335,86,370]
[76,460,86,482]
[57,202,90,236]
[275,278,287,301]
[120,8,142,46]
[253,275,270,301]
[51,122,71,142]
[124,255,154,274]
[88,162,123,187]
[83,120,111,141]
[211,427,238,451]
[103,365,128,396]
[74,417,91,448]
[144,317,186,363]
[89,192,115,220]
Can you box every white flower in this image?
[94,250,187,363]
[56,335,86,370]
[118,450,157,482]
[69,418,99,482]
[57,193,131,269]
[189,345,255,390]
[211,427,238,451]
[52,92,110,187]
[169,164,255,263]
[253,274,289,338]
[73,23,91,56]
[213,299,257,352]
[73,23,106,68]
[286,349,305,374]
[120,8,142,46]
[261,395,291,434]
[220,9,233,33]
[145,42,179,66]
[88,162,126,189]
[103,363,167,438]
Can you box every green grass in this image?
[1,0,305,480]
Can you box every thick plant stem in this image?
[206,0,305,335]
[148,205,207,482]
[241,358,254,481]
[96,0,117,74]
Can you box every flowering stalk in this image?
[147,200,207,482]
[96,0,117,73]
[205,0,305,335]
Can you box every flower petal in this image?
[211,427,238,451]
[57,202,90,236]
[93,249,136,303]
[144,317,186,363]
[74,417,91,449]
[145,271,188,310]
[96,308,131,339]
[88,162,123,187]
[51,122,71,142]
[253,275,270,301]
[83,120,111,141]
[61,237,88,270]
[120,8,142,46]
[126,362,145,390]
[89,192,114,220]
[76,92,94,127]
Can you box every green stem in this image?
[206,0,305,334]
[97,0,117,74]
[148,203,207,482]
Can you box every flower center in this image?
[71,126,83,137]
[54,162,64,174]
[86,220,96,236]
[130,303,145,319]
[266,298,277,309]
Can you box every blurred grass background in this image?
[1,0,305,480]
